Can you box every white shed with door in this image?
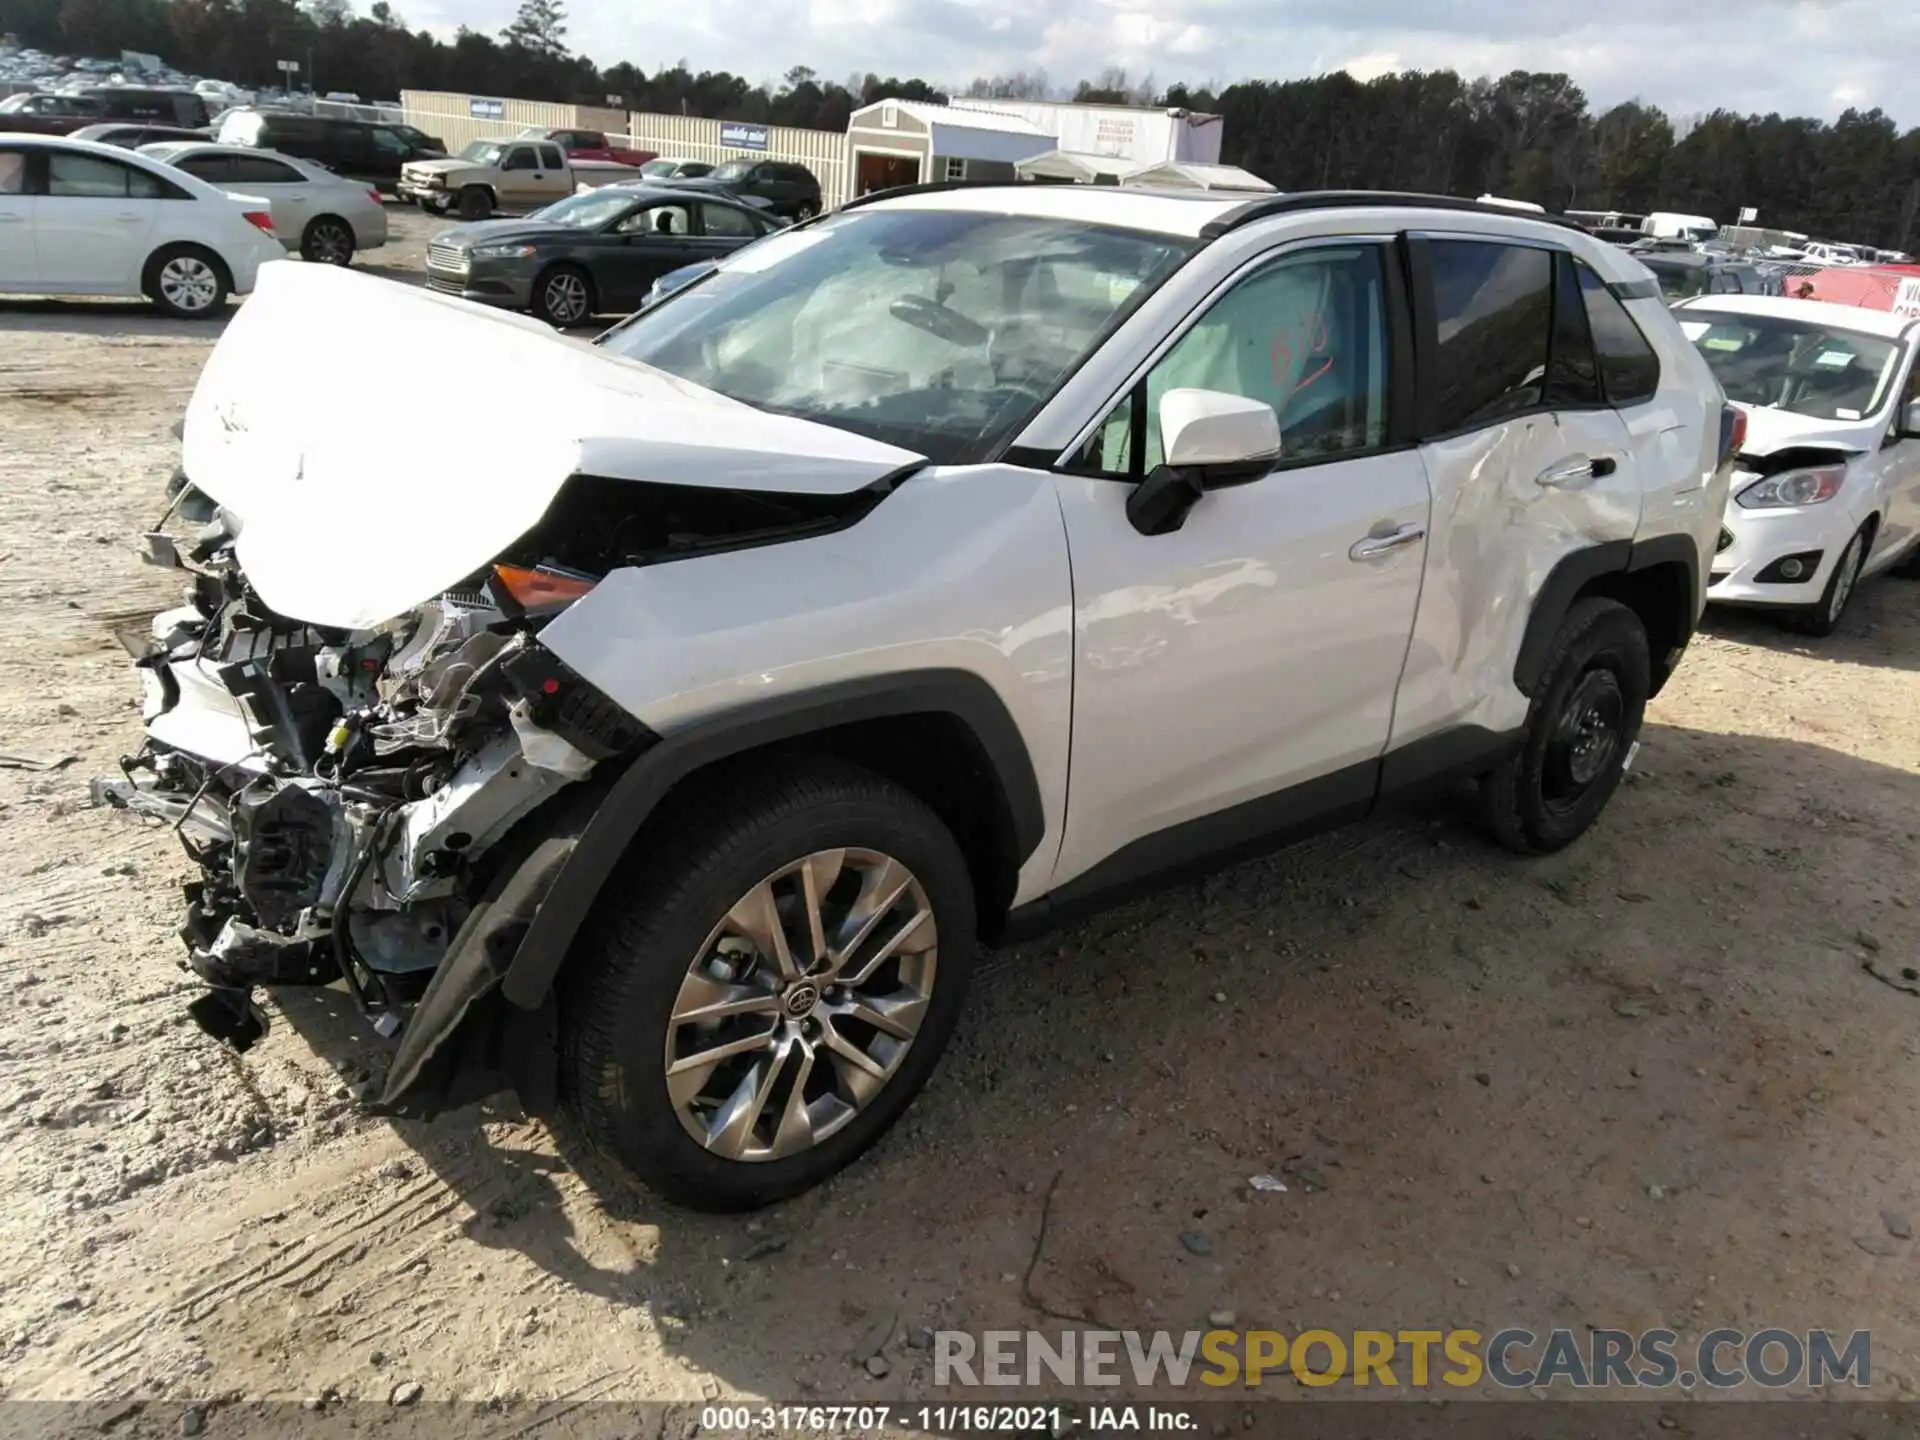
[847,99,1054,196]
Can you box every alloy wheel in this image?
[158,256,218,313]
[543,272,589,324]
[663,848,938,1162]
[1541,667,1624,815]
[307,220,353,265]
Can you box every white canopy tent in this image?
[1121,162,1274,193]
[1013,149,1144,185]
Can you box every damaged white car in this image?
[98,187,1733,1209]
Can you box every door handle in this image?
[0,214,21,223]
[1349,522,1427,561]
[1537,455,1619,487]
[115,212,143,222]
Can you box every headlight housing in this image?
[472,243,537,260]
[1735,464,1846,509]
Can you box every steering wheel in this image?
[889,294,988,348]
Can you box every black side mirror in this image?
[1126,465,1207,536]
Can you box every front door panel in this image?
[1053,450,1432,887]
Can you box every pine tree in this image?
[500,0,567,60]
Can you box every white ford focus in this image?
[1675,295,1920,634]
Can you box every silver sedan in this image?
[137,141,389,265]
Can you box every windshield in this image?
[1680,311,1902,420]
[458,141,501,164]
[709,160,753,182]
[598,208,1196,463]
[527,189,637,228]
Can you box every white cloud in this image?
[430,0,1916,124]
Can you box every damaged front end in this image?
[94,506,648,1101]
[94,261,926,1118]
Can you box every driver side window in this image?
[1077,245,1391,478]
[616,203,691,235]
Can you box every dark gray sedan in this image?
[423,184,782,325]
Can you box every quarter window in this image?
[538,146,565,170]
[1576,263,1661,404]
[0,149,26,195]
[1080,244,1392,476]
[1427,239,1553,433]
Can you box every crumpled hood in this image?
[181,263,921,631]
[1734,402,1876,459]
[403,157,469,178]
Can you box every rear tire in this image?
[143,244,230,319]
[456,185,492,221]
[1789,525,1867,636]
[558,756,976,1211]
[1481,597,1650,855]
[300,215,355,265]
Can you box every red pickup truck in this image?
[521,127,655,169]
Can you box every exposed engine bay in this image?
[92,490,656,1049]
[92,459,894,1071]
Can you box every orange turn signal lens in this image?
[491,564,597,609]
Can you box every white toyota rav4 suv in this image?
[97,187,1734,1209]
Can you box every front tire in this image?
[300,215,355,265]
[456,185,492,221]
[559,757,976,1211]
[1790,525,1868,636]
[143,244,230,319]
[1481,597,1650,855]
[533,264,595,326]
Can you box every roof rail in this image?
[837,178,1019,212]
[1199,190,1590,238]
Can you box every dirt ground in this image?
[3,206,1920,1423]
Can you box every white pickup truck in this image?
[398,138,637,220]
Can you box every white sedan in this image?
[1676,295,1920,634]
[138,142,389,266]
[0,134,284,318]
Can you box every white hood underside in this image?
[182,263,921,631]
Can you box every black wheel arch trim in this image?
[375,668,1044,1115]
[1513,535,1700,698]
[496,668,1043,1012]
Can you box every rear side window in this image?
[700,202,759,238]
[0,149,26,195]
[1426,239,1553,433]
[176,153,235,183]
[538,146,564,170]
[1577,263,1661,404]
[232,155,302,184]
